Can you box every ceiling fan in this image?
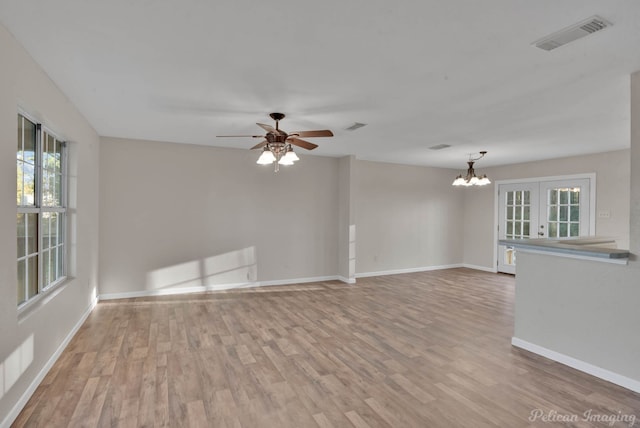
[217,112,334,171]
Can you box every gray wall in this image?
[0,25,100,424]
[514,253,640,383]
[99,142,468,295]
[354,160,465,274]
[98,138,340,296]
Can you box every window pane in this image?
[50,213,58,247]
[559,223,568,237]
[507,207,513,220]
[560,190,569,204]
[17,213,25,258]
[42,169,52,206]
[54,173,62,206]
[515,222,521,236]
[523,222,530,237]
[549,190,558,205]
[570,207,579,222]
[17,161,24,205]
[559,206,568,221]
[17,115,23,155]
[17,259,26,305]
[27,213,38,255]
[58,212,65,244]
[548,223,557,238]
[570,223,579,236]
[507,222,513,235]
[548,205,557,221]
[515,191,522,204]
[57,245,64,279]
[523,206,530,221]
[515,206,522,220]
[27,256,38,299]
[55,141,62,170]
[524,191,530,205]
[18,161,36,206]
[50,249,59,284]
[570,190,580,204]
[42,212,50,250]
[23,163,35,206]
[507,191,513,205]
[43,249,51,287]
[24,118,36,161]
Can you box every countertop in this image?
[498,237,630,261]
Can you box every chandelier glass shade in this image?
[452,151,491,186]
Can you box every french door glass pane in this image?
[547,187,581,239]
[570,207,579,221]
[504,190,532,239]
[570,223,579,236]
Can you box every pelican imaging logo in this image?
[529,409,636,426]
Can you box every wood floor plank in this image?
[13,268,640,427]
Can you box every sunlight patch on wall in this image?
[1,334,34,400]
[145,247,258,291]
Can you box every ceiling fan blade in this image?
[256,123,278,133]
[217,135,264,138]
[288,137,318,150]
[290,130,334,138]
[250,140,268,150]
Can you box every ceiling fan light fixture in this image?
[278,156,294,166]
[283,146,299,162]
[257,147,276,165]
[218,113,333,172]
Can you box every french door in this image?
[497,178,591,274]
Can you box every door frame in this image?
[492,173,596,273]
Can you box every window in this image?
[17,113,67,307]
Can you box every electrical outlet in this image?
[598,210,611,219]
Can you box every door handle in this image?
[538,232,544,236]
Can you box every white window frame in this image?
[17,111,68,311]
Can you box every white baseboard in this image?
[98,275,343,301]
[462,263,498,273]
[1,298,98,428]
[337,276,356,284]
[355,263,463,278]
[258,275,340,287]
[511,337,640,394]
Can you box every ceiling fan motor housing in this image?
[269,112,286,121]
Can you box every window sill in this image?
[18,276,71,323]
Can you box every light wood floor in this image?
[14,268,640,427]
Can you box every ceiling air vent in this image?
[429,144,451,150]
[533,15,612,51]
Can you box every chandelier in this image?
[256,143,299,172]
[452,151,491,186]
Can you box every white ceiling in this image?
[2,1,640,168]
